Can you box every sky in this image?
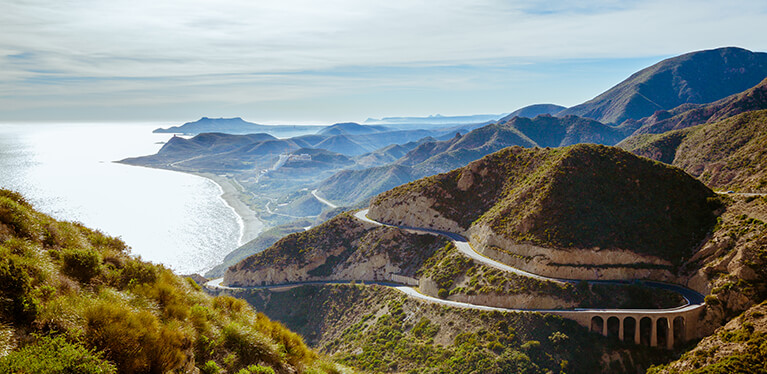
[2,0,767,124]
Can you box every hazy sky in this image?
[2,0,767,124]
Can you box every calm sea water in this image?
[0,122,246,274]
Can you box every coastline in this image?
[195,172,264,246]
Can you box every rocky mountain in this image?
[621,109,767,192]
[370,144,717,276]
[0,189,334,373]
[626,77,767,135]
[559,47,767,124]
[153,116,322,136]
[498,103,568,122]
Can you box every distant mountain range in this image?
[153,117,323,136]
[316,114,631,206]
[364,113,505,126]
[499,104,567,122]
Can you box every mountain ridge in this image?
[559,47,767,124]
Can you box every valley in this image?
[4,45,767,373]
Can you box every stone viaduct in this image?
[549,303,705,349]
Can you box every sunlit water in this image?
[0,122,248,274]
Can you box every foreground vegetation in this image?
[0,189,338,373]
[235,284,675,374]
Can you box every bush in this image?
[0,256,38,322]
[85,302,189,373]
[0,197,38,239]
[0,335,116,374]
[200,360,223,374]
[438,288,449,299]
[222,322,281,367]
[61,247,102,283]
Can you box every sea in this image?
[0,122,247,275]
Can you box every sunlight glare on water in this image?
[0,122,244,274]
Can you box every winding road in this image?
[207,209,705,316]
[311,189,339,209]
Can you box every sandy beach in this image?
[196,172,264,246]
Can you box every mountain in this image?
[0,189,333,373]
[353,140,427,168]
[316,115,630,206]
[364,113,505,126]
[498,114,626,148]
[621,109,767,192]
[559,47,767,124]
[498,103,568,122]
[157,132,277,156]
[370,144,717,266]
[312,134,369,155]
[153,116,322,136]
[316,122,389,135]
[627,77,767,135]
[122,127,452,171]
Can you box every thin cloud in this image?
[1,0,766,121]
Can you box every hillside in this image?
[0,189,337,373]
[223,284,677,374]
[648,194,767,372]
[226,210,682,310]
[628,77,767,135]
[622,109,767,192]
[559,47,767,124]
[370,144,718,268]
[498,114,627,147]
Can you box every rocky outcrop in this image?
[224,214,448,287]
[367,194,465,235]
[225,250,406,287]
[469,223,676,281]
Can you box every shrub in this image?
[0,335,116,374]
[0,256,38,322]
[222,322,281,367]
[438,288,449,299]
[200,360,223,374]
[84,302,189,373]
[0,197,38,239]
[61,247,102,283]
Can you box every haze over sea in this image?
[0,122,247,274]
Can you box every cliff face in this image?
[225,213,447,287]
[369,144,718,276]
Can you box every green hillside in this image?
[372,144,718,264]
[623,109,767,192]
[0,189,337,373]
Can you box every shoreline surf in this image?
[194,172,264,247]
